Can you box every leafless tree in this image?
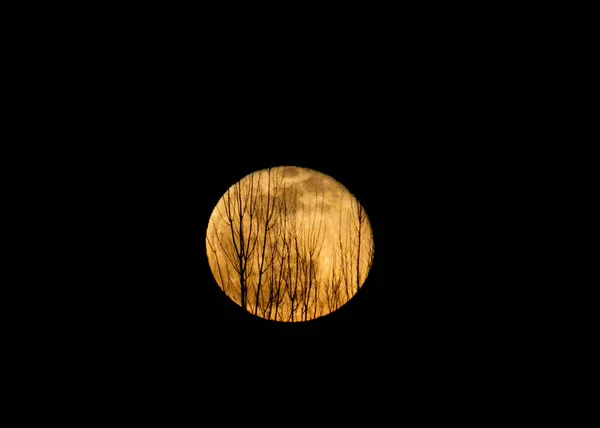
[214,171,261,310]
[251,168,284,316]
[282,187,301,322]
[206,221,231,297]
[263,220,285,320]
[298,186,326,321]
[350,196,372,294]
[324,192,374,313]
[324,245,343,313]
[338,194,355,302]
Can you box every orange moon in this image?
[205,166,374,322]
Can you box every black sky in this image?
[36,8,538,418]
[97,108,501,381]
[126,140,453,355]
[66,25,524,407]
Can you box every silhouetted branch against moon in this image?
[206,166,374,322]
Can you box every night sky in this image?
[47,11,527,418]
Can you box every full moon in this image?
[205,166,374,322]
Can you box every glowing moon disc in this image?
[206,166,374,322]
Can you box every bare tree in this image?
[251,168,284,316]
[283,188,301,322]
[351,197,371,294]
[326,192,374,312]
[298,186,326,321]
[215,171,261,310]
[263,220,285,320]
[325,245,343,313]
[337,193,354,302]
[206,221,230,296]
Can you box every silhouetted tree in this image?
[325,246,343,313]
[216,171,261,310]
[206,222,231,297]
[264,220,286,320]
[251,168,284,316]
[298,186,326,321]
[351,197,371,294]
[325,192,374,312]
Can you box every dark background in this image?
[46,18,530,415]
[15,6,556,421]
[94,91,506,390]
